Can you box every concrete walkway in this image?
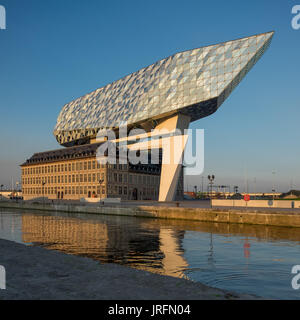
[0,239,256,300]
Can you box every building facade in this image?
[21,143,184,201]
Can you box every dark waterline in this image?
[0,208,300,299]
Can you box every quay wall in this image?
[1,201,300,228]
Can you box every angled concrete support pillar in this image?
[157,114,190,202]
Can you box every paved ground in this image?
[0,239,257,300]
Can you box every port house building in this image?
[21,143,183,201]
[21,32,273,201]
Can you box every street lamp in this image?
[272,170,276,201]
[99,179,104,203]
[234,186,239,194]
[207,175,215,199]
[42,181,46,205]
[15,182,19,202]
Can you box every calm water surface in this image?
[0,209,300,299]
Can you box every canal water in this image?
[0,209,299,299]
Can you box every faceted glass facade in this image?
[54,32,274,146]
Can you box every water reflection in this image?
[0,209,300,299]
[21,213,188,278]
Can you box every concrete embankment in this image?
[0,238,254,300]
[1,201,300,228]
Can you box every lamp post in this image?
[207,175,215,199]
[15,182,19,202]
[272,170,276,201]
[42,181,46,205]
[99,179,104,203]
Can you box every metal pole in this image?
[272,170,276,202]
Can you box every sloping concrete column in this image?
[156,114,190,201]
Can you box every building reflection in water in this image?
[21,214,188,278]
[3,211,298,283]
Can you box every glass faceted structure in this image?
[54,32,274,146]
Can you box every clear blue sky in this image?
[0,0,299,192]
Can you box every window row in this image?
[23,185,105,196]
[23,172,105,185]
[22,160,108,175]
